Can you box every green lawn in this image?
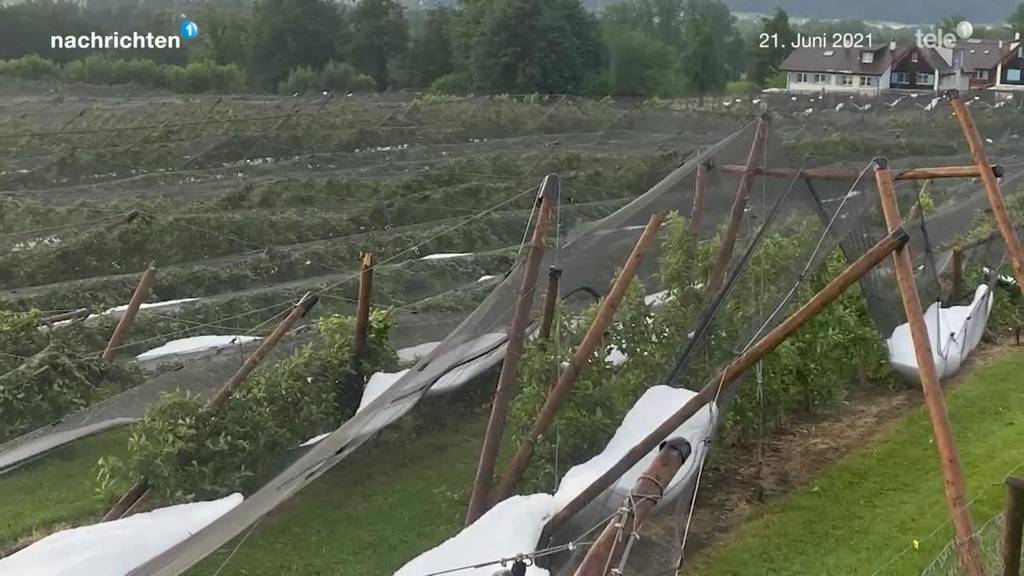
[187,415,485,576]
[693,349,1024,576]
[0,430,129,551]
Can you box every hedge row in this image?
[0,54,244,93]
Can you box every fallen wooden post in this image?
[572,438,692,576]
[38,307,91,327]
[543,225,909,534]
[102,264,157,361]
[539,266,562,341]
[466,174,559,525]
[948,90,1024,291]
[207,292,319,410]
[875,158,983,576]
[491,212,666,505]
[1004,476,1024,576]
[719,163,1004,182]
[101,478,149,522]
[353,252,375,363]
[706,113,770,295]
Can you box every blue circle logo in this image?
[180,19,199,40]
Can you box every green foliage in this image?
[406,8,455,88]
[247,0,346,90]
[429,72,474,95]
[725,80,759,96]
[456,0,604,94]
[0,311,143,443]
[601,27,681,97]
[507,213,890,492]
[105,313,396,501]
[0,55,245,93]
[679,0,744,99]
[349,0,408,89]
[747,8,796,86]
[278,61,375,94]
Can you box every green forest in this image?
[4,0,1024,98]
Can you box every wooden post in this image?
[706,113,769,295]
[39,307,91,327]
[353,252,375,363]
[690,159,707,236]
[102,265,157,361]
[949,91,1024,290]
[951,245,963,304]
[207,292,319,410]
[1004,476,1024,576]
[572,438,692,576]
[543,226,909,534]
[465,175,559,525]
[539,266,562,341]
[719,163,1003,182]
[101,478,149,522]
[490,212,666,505]
[874,158,983,576]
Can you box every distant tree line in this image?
[2,0,1024,97]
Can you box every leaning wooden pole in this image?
[572,438,692,576]
[490,212,666,505]
[353,252,376,363]
[690,159,707,236]
[539,266,562,341]
[101,264,157,361]
[874,158,983,576]
[104,292,320,521]
[543,225,910,534]
[949,91,1024,290]
[1004,476,1024,576]
[465,175,559,525]
[207,292,320,410]
[706,113,769,295]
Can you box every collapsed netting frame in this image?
[127,92,1022,576]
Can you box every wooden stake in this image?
[101,478,149,522]
[539,266,562,341]
[874,158,983,576]
[353,252,375,363]
[543,225,909,534]
[690,159,707,236]
[949,91,1024,290]
[465,175,559,525]
[951,245,963,304]
[1004,476,1024,576]
[39,308,91,327]
[572,438,692,576]
[719,163,1003,182]
[207,292,319,410]
[101,265,156,361]
[491,212,666,505]
[706,113,769,295]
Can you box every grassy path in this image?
[692,348,1024,576]
[0,430,128,551]
[187,416,485,576]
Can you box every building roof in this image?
[955,38,1008,70]
[891,46,955,75]
[780,45,894,76]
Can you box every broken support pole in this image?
[1004,476,1024,576]
[539,266,562,341]
[39,307,91,327]
[207,292,319,410]
[543,225,909,534]
[706,113,770,295]
[465,175,559,525]
[491,212,666,505]
[572,438,692,576]
[948,91,1024,290]
[102,264,157,361]
[353,252,375,363]
[874,158,983,576]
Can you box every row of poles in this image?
[463,90,1024,576]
